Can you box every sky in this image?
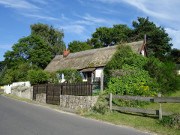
[0,0,180,61]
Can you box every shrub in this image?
[48,72,60,84]
[57,69,82,83]
[144,56,180,94]
[107,64,159,96]
[28,69,50,84]
[93,93,108,114]
[104,44,147,84]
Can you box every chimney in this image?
[63,49,70,58]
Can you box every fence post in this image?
[100,72,104,93]
[158,93,162,120]
[110,93,112,111]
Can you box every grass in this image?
[83,90,180,135]
[142,90,180,114]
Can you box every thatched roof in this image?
[45,41,144,72]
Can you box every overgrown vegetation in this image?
[92,93,109,114]
[57,69,82,83]
[104,44,179,97]
[28,69,50,84]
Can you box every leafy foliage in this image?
[57,69,82,83]
[30,23,66,56]
[144,56,180,94]
[133,17,172,59]
[93,93,109,114]
[1,63,33,85]
[170,48,180,64]
[91,24,133,48]
[48,72,60,84]
[4,35,53,69]
[104,44,147,83]
[107,64,159,96]
[91,17,172,60]
[68,40,93,53]
[28,69,50,84]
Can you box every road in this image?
[0,94,151,135]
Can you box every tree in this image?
[91,24,133,48]
[68,40,93,53]
[132,17,172,59]
[4,35,53,69]
[170,48,180,64]
[30,23,66,56]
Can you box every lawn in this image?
[83,90,180,135]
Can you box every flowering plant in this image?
[107,64,159,97]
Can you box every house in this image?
[44,40,147,83]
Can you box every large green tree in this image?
[4,35,53,69]
[91,17,172,60]
[68,39,93,53]
[30,23,66,56]
[132,17,172,59]
[91,24,133,48]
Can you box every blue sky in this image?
[0,0,180,61]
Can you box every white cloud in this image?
[61,25,86,35]
[75,13,117,26]
[61,14,69,20]
[82,14,107,24]
[95,0,180,26]
[75,20,94,25]
[166,28,180,49]
[0,0,39,10]
[22,14,59,21]
[30,0,47,5]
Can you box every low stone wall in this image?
[36,93,46,104]
[11,86,33,99]
[60,95,99,111]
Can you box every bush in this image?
[107,64,159,96]
[104,44,147,84]
[144,56,180,94]
[57,69,82,83]
[93,93,109,114]
[28,69,50,84]
[48,72,60,84]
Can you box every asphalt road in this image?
[0,94,151,135]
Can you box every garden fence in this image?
[107,93,180,120]
[33,82,93,105]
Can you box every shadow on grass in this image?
[114,110,159,119]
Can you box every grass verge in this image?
[83,90,180,135]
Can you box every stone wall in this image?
[60,95,99,111]
[11,86,33,99]
[36,93,46,104]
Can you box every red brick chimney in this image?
[63,49,70,58]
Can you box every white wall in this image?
[60,73,65,83]
[95,68,104,77]
[141,49,145,56]
[4,81,31,94]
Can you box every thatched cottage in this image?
[45,40,147,83]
